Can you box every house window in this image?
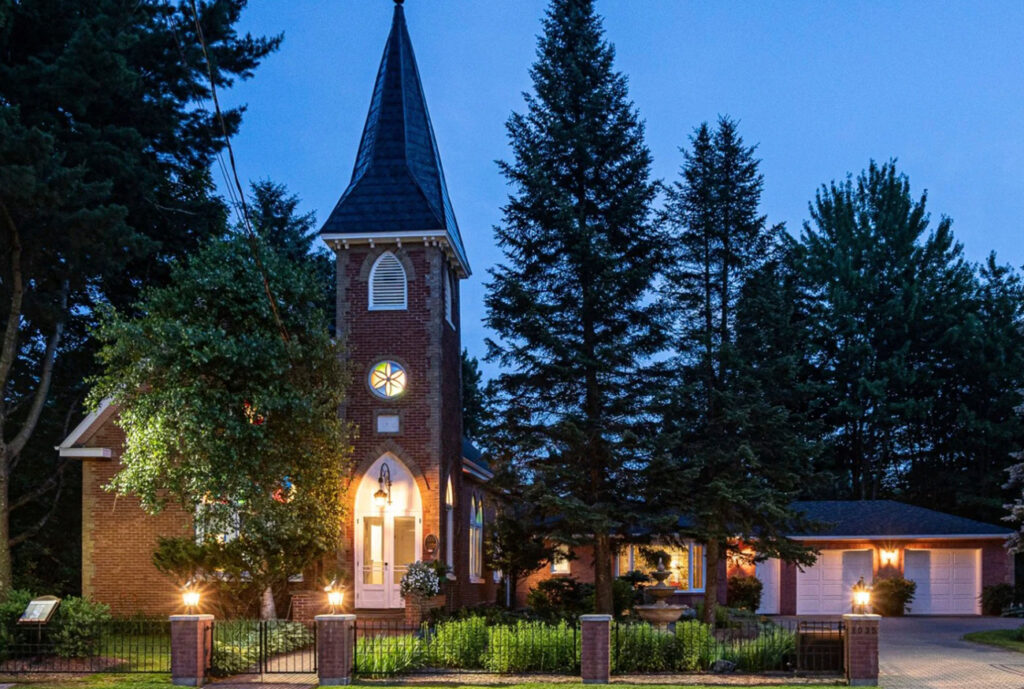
[445,477,455,572]
[369,251,407,310]
[469,495,484,581]
[551,544,571,574]
[618,543,706,592]
[443,267,455,328]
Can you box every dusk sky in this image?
[219,1,1024,368]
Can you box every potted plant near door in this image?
[400,560,443,626]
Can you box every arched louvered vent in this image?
[369,251,407,310]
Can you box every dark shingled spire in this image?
[321,3,469,274]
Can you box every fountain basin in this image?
[635,604,687,629]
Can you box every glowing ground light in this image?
[370,361,407,398]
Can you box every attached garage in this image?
[796,549,873,614]
[904,548,980,615]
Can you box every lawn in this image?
[963,628,1024,653]
[2,679,842,689]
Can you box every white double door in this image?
[355,511,421,608]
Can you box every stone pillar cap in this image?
[169,614,215,621]
[315,614,357,621]
[842,613,882,620]
[579,614,613,622]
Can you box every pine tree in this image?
[461,350,492,446]
[485,0,665,614]
[655,118,815,624]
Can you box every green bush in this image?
[673,618,718,670]
[612,578,640,618]
[722,624,795,672]
[355,633,423,676]
[612,623,674,672]
[873,577,916,616]
[52,597,112,658]
[727,575,763,611]
[982,584,1017,616]
[526,578,593,621]
[209,620,313,675]
[483,620,579,673]
[423,617,488,668]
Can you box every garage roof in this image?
[790,500,1011,539]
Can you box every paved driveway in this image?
[880,616,1024,688]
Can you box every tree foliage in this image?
[91,229,351,609]
[485,0,665,614]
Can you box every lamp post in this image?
[182,580,200,613]
[325,579,344,614]
[852,576,872,614]
[374,463,392,509]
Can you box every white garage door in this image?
[797,549,873,614]
[904,548,980,615]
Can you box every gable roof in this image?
[790,500,1010,539]
[320,2,470,276]
[461,437,492,481]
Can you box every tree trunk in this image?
[702,539,721,626]
[593,532,613,614]
[0,457,10,594]
[260,585,277,620]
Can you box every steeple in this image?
[321,2,470,276]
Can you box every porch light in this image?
[879,548,899,567]
[374,462,392,509]
[325,580,344,614]
[852,577,872,614]
[182,581,200,612]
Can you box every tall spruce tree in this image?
[485,0,665,613]
[655,119,815,624]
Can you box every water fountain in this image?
[634,558,688,630]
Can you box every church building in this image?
[58,1,498,618]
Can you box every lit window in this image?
[469,496,484,580]
[445,477,455,571]
[551,544,571,574]
[369,251,407,310]
[369,361,407,399]
[615,546,633,576]
[633,542,706,592]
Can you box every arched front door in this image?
[354,454,422,609]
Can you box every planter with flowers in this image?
[400,560,444,626]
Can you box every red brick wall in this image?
[81,423,192,616]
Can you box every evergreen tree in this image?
[0,0,279,594]
[655,119,815,624]
[461,350,492,445]
[485,0,666,614]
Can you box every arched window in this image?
[445,477,455,571]
[469,495,484,581]
[369,251,407,310]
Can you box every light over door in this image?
[904,549,980,615]
[756,559,780,614]
[797,549,872,614]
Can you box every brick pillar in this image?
[170,614,213,687]
[317,614,356,686]
[842,613,880,687]
[580,614,612,684]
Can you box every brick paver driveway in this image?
[880,616,1024,688]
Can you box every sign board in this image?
[19,595,60,624]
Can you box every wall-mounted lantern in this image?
[374,462,392,509]
[879,548,899,567]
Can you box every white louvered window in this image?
[369,251,407,310]
[444,267,455,328]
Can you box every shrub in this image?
[612,623,674,672]
[873,577,916,616]
[673,618,718,670]
[400,561,440,598]
[727,575,763,611]
[722,624,795,672]
[423,617,488,668]
[355,633,422,676]
[612,578,639,618]
[52,597,112,658]
[982,584,1017,616]
[209,620,313,675]
[526,578,593,621]
[483,620,579,673]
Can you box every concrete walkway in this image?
[880,616,1024,688]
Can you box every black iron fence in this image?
[353,618,580,677]
[0,618,171,674]
[611,617,844,674]
[209,619,316,676]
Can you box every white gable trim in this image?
[56,397,116,458]
[322,230,470,278]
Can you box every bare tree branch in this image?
[9,459,68,513]
[10,468,64,548]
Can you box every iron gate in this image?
[209,620,316,676]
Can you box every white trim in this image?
[322,230,471,278]
[58,398,115,448]
[794,534,1010,541]
[58,447,112,458]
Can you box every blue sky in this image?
[219,1,1024,366]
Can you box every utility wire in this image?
[186,0,291,343]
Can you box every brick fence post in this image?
[580,614,612,684]
[842,613,880,686]
[170,614,213,687]
[317,614,356,686]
